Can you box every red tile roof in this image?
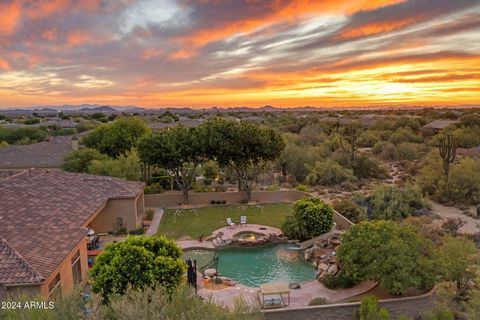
[0,169,144,228]
[0,227,88,285]
[0,169,144,286]
[0,238,44,285]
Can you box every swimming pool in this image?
[184,243,316,287]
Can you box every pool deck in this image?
[197,275,377,309]
[177,224,283,250]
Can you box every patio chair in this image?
[240,216,247,227]
[226,217,236,229]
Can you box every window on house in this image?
[48,273,61,296]
[71,250,82,285]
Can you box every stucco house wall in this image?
[1,238,88,301]
[90,196,144,233]
[39,237,89,296]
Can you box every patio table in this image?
[257,282,291,309]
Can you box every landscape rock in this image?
[289,282,301,289]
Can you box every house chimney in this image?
[71,136,79,151]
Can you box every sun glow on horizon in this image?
[0,0,479,108]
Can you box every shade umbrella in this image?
[186,259,197,289]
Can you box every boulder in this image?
[330,239,341,246]
[327,264,338,275]
[204,268,217,277]
[289,282,301,289]
[318,263,329,271]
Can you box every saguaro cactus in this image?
[438,134,458,181]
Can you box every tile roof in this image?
[0,238,44,285]
[0,136,75,169]
[0,170,144,286]
[0,227,88,285]
[0,169,144,228]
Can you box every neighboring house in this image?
[422,119,459,134]
[147,118,204,131]
[0,136,79,172]
[0,169,145,299]
[32,119,78,128]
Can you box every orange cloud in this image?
[175,0,405,47]
[338,17,416,39]
[25,0,69,19]
[0,59,11,70]
[141,49,163,60]
[0,0,21,35]
[168,49,198,61]
[67,30,91,46]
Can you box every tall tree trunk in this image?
[183,188,190,205]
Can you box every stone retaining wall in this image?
[144,190,310,208]
[264,289,435,320]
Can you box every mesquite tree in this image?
[203,118,285,202]
[438,134,457,181]
[138,126,205,204]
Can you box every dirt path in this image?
[430,202,479,234]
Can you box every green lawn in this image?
[157,203,293,240]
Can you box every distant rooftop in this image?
[0,136,76,169]
[423,119,459,130]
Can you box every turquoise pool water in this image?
[184,244,316,287]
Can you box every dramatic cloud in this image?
[0,0,479,108]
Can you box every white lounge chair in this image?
[226,217,236,229]
[240,216,247,227]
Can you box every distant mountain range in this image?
[0,104,478,115]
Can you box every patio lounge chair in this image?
[240,216,247,227]
[226,217,236,229]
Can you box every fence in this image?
[144,190,311,208]
[264,288,435,320]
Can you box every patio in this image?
[177,224,283,250]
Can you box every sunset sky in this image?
[0,0,479,108]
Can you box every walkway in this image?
[431,202,479,234]
[145,208,164,236]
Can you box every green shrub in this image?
[358,130,381,147]
[90,236,185,301]
[370,185,430,221]
[266,183,280,191]
[389,128,422,145]
[373,141,397,160]
[282,198,334,240]
[355,295,390,320]
[145,208,155,220]
[337,221,436,295]
[62,148,109,173]
[333,198,367,223]
[129,228,145,235]
[308,297,330,306]
[420,305,454,320]
[397,142,420,160]
[306,159,356,186]
[323,270,355,289]
[353,156,387,179]
[418,152,480,205]
[144,183,164,194]
[295,184,310,192]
